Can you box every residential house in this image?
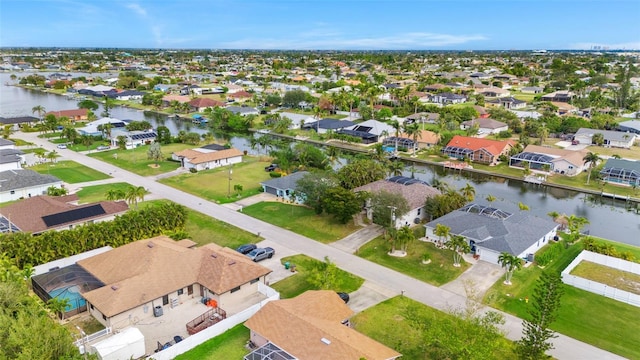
[511,110,542,120]
[442,135,514,165]
[110,129,157,149]
[78,117,127,137]
[429,92,467,105]
[245,290,401,360]
[341,119,396,144]
[573,128,636,149]
[550,101,578,115]
[260,171,309,203]
[541,91,574,103]
[469,72,492,80]
[172,147,243,171]
[226,105,259,117]
[189,98,225,112]
[302,119,355,134]
[425,203,559,265]
[460,118,509,136]
[227,91,253,103]
[0,195,128,234]
[107,90,145,101]
[0,139,24,170]
[386,130,439,151]
[405,112,440,125]
[477,87,511,98]
[520,86,544,94]
[618,120,640,135]
[472,105,490,118]
[153,84,175,93]
[353,176,441,228]
[225,84,245,94]
[77,236,272,330]
[0,169,62,203]
[486,97,527,110]
[599,158,640,187]
[162,95,191,107]
[0,116,40,129]
[509,145,587,176]
[45,109,89,122]
[279,112,316,129]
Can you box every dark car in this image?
[337,292,350,304]
[236,244,257,255]
[264,164,279,172]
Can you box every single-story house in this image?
[226,105,259,116]
[573,128,636,149]
[397,130,439,149]
[110,129,158,149]
[0,148,25,171]
[424,203,559,265]
[279,112,316,129]
[302,119,355,134]
[107,90,145,101]
[617,120,640,135]
[460,118,509,136]
[405,112,440,124]
[511,110,542,120]
[470,72,492,80]
[0,169,62,203]
[153,84,175,92]
[339,119,395,144]
[189,98,226,112]
[227,91,253,102]
[78,85,116,97]
[520,86,544,94]
[486,97,527,110]
[245,290,401,360]
[541,91,574,103]
[45,109,88,122]
[599,158,640,187]
[0,195,128,234]
[442,135,514,165]
[260,171,309,203]
[77,236,272,330]
[161,95,191,106]
[477,87,511,98]
[172,147,243,171]
[428,92,467,105]
[78,118,127,137]
[550,101,578,115]
[509,145,587,176]
[353,176,441,228]
[0,116,40,129]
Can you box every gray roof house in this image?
[573,128,636,149]
[260,171,309,203]
[424,204,559,264]
[599,158,640,187]
[302,119,355,134]
[618,120,640,135]
[226,106,259,116]
[0,169,63,203]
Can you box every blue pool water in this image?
[48,285,86,311]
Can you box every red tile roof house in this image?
[442,135,515,166]
[227,90,253,103]
[0,195,129,234]
[188,98,226,112]
[45,108,89,122]
[245,290,401,360]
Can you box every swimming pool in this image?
[48,285,86,311]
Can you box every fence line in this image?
[33,246,112,276]
[148,285,280,360]
[561,250,640,308]
[74,327,112,347]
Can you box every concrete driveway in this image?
[440,260,505,298]
[347,281,397,314]
[256,239,299,285]
[330,224,383,254]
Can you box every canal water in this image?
[1,72,638,246]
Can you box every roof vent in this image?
[228,260,236,266]
[321,338,331,345]
[211,253,217,258]
[147,242,154,248]
[111,285,119,291]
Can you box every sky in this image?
[1,0,639,50]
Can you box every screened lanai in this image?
[600,166,640,186]
[383,137,415,151]
[509,152,554,170]
[442,145,473,159]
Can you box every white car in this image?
[56,144,67,149]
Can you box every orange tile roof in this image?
[399,130,439,145]
[174,148,243,165]
[446,135,514,156]
[189,98,225,108]
[45,109,88,118]
[245,291,401,360]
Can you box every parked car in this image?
[56,144,67,149]
[336,292,350,304]
[265,164,279,172]
[96,145,110,150]
[236,244,257,255]
[246,247,275,262]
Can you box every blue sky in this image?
[1,0,639,50]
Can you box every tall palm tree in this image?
[125,186,146,209]
[583,152,602,185]
[105,189,125,201]
[32,105,46,121]
[498,252,523,285]
[447,234,470,267]
[396,225,416,253]
[433,223,450,247]
[432,179,450,193]
[460,183,476,202]
[387,160,405,177]
[403,122,421,156]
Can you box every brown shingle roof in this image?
[45,109,88,118]
[245,291,401,360]
[173,148,243,165]
[188,98,225,108]
[0,196,128,233]
[78,236,271,317]
[353,179,440,210]
[446,135,514,157]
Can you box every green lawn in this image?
[68,141,111,152]
[570,261,640,294]
[29,160,110,183]
[351,296,515,359]
[241,202,362,243]
[87,143,194,176]
[185,208,258,248]
[589,236,640,262]
[159,157,273,204]
[174,324,249,360]
[483,241,640,359]
[357,236,469,286]
[271,254,364,299]
[75,182,133,203]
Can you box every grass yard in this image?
[271,254,364,299]
[241,202,362,243]
[588,236,640,262]
[585,145,640,160]
[65,316,105,336]
[67,141,112,152]
[351,296,515,359]
[88,143,194,176]
[357,236,469,286]
[185,208,258,248]
[159,157,272,204]
[570,261,640,295]
[483,241,640,359]
[29,160,110,183]
[74,182,134,203]
[174,324,249,360]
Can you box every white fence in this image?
[73,327,112,347]
[562,250,640,307]
[148,283,280,360]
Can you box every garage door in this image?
[263,186,278,195]
[477,247,500,265]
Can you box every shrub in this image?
[497,130,512,138]
[189,167,197,173]
[535,241,564,267]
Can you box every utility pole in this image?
[75,325,88,360]
[387,205,397,229]
[227,164,233,198]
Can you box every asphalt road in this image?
[18,131,625,360]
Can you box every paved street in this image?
[17,131,625,360]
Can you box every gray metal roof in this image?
[0,149,24,164]
[602,158,640,173]
[574,128,636,143]
[0,169,62,192]
[425,206,558,255]
[260,171,309,191]
[0,138,15,147]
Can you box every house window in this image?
[102,314,107,320]
[10,190,15,195]
[230,286,241,293]
[162,295,169,305]
[90,304,94,310]
[187,285,193,295]
[250,278,259,285]
[177,289,184,296]
[417,208,422,216]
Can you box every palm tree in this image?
[105,189,125,201]
[433,223,450,247]
[583,152,602,185]
[460,183,476,202]
[396,225,416,253]
[486,194,497,204]
[446,234,470,267]
[46,150,59,163]
[125,186,146,209]
[566,214,589,239]
[498,252,523,285]
[47,297,70,320]
[32,105,46,121]
[518,202,530,211]
[387,160,405,177]
[403,122,421,156]
[431,179,450,193]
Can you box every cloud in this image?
[126,3,147,17]
[569,42,640,50]
[220,32,487,50]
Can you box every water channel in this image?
[1,72,638,246]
